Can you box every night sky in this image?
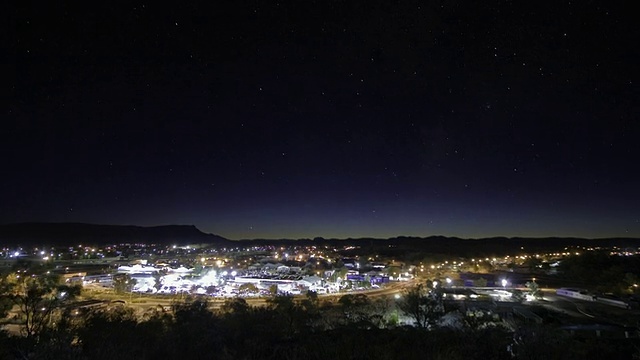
[5,1,639,239]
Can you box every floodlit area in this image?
[100,266,350,298]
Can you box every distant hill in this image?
[0,223,229,247]
[2,223,639,256]
[237,235,640,257]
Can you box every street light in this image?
[501,279,507,289]
[125,280,133,303]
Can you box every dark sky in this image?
[5,1,639,239]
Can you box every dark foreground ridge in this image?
[0,222,229,246]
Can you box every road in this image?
[539,291,640,327]
[540,292,596,319]
[113,280,414,313]
[80,282,640,326]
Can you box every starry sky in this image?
[5,1,639,239]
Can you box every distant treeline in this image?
[3,223,640,257]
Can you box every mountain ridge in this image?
[0,222,228,246]
[2,223,639,256]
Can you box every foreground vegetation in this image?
[1,293,639,360]
[2,251,640,359]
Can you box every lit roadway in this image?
[540,291,596,319]
[117,281,414,313]
[1,283,413,335]
[6,283,639,336]
[76,282,640,327]
[540,291,640,327]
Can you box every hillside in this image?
[2,223,639,256]
[0,223,229,246]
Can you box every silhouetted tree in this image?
[112,274,136,295]
[397,284,444,328]
[75,306,139,360]
[525,281,541,299]
[152,269,167,291]
[238,283,259,295]
[220,297,250,314]
[0,272,81,339]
